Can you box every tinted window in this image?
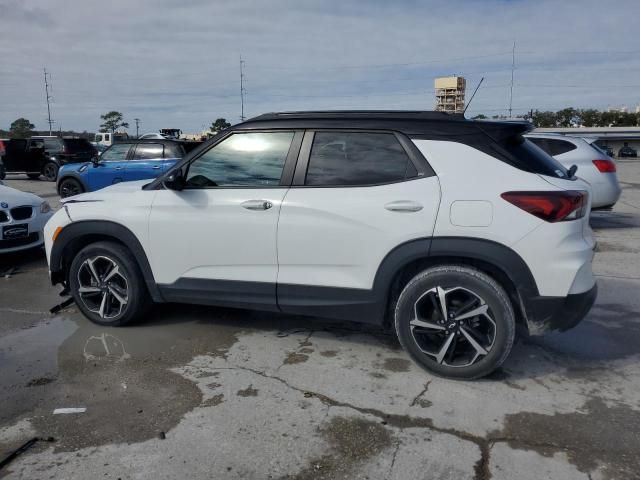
[133,143,163,160]
[164,143,184,158]
[101,143,131,161]
[43,138,62,152]
[186,132,293,187]
[63,138,94,153]
[305,132,412,186]
[503,137,569,178]
[95,134,103,142]
[529,138,576,156]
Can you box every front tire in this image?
[394,265,515,380]
[68,241,151,326]
[59,177,84,198]
[43,162,59,182]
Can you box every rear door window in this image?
[305,132,414,186]
[43,138,62,153]
[63,139,94,152]
[163,143,184,158]
[533,138,577,156]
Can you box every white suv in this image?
[44,111,597,379]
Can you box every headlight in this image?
[40,201,51,214]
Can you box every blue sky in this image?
[0,0,638,134]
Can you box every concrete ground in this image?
[1,163,639,480]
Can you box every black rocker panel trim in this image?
[50,220,163,302]
[159,278,279,311]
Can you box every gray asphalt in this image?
[1,162,639,480]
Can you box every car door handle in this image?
[384,200,423,212]
[152,165,161,169]
[115,166,124,170]
[241,200,273,211]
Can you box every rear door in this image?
[126,143,164,181]
[87,143,132,191]
[276,130,440,306]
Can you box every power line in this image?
[43,68,54,135]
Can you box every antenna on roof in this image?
[462,77,484,117]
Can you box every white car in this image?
[138,133,170,140]
[0,183,53,253]
[526,133,621,209]
[43,111,597,379]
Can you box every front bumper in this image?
[521,283,598,335]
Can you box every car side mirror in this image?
[91,157,101,167]
[163,169,185,191]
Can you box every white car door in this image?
[148,130,302,310]
[277,130,441,310]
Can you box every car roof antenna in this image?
[463,77,484,117]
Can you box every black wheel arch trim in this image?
[57,170,89,194]
[50,220,163,302]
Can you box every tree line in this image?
[474,108,640,128]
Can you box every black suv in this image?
[0,137,97,181]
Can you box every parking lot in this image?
[0,161,639,480]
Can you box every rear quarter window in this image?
[502,137,569,178]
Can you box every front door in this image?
[88,143,132,191]
[148,130,300,310]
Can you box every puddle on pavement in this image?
[493,397,640,480]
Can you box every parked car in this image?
[0,137,96,181]
[0,182,53,253]
[526,134,621,209]
[44,111,597,379]
[138,133,170,140]
[56,139,199,198]
[618,143,638,158]
[596,144,614,157]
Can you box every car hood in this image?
[0,185,43,207]
[61,180,150,203]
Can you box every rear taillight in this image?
[0,140,5,156]
[592,159,616,173]
[501,191,588,222]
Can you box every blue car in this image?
[57,140,193,198]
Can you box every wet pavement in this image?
[1,163,639,479]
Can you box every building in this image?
[533,126,640,157]
[435,76,466,113]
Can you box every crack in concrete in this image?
[387,440,401,478]
[409,380,432,407]
[210,363,623,479]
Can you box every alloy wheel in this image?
[409,286,496,367]
[44,163,57,181]
[77,256,129,319]
[60,180,81,198]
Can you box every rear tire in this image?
[58,177,84,198]
[43,162,59,182]
[394,265,515,380]
[68,241,152,326]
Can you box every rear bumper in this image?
[521,283,597,335]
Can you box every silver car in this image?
[526,133,621,209]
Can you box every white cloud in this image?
[0,0,638,132]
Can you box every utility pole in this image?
[43,68,54,135]
[239,55,246,122]
[508,42,515,118]
[134,118,140,138]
